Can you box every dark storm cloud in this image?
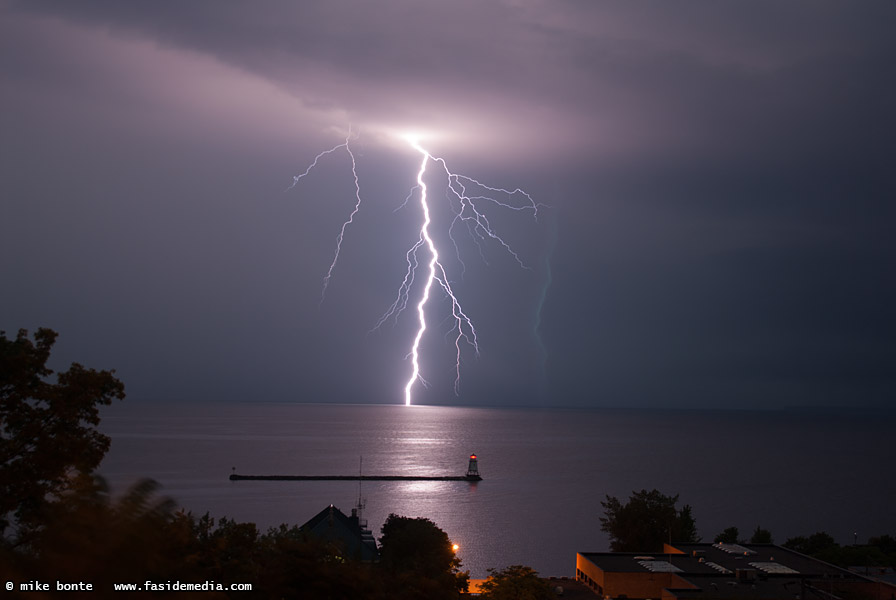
[15,0,895,166]
[2,1,893,408]
[7,1,895,175]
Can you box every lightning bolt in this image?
[534,207,557,397]
[289,130,542,406]
[378,136,541,405]
[286,129,362,304]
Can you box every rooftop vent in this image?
[713,543,758,556]
[748,562,799,575]
[705,562,733,574]
[638,560,682,573]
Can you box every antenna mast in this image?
[355,456,366,523]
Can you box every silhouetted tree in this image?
[206,517,262,583]
[714,527,740,544]
[783,531,896,568]
[785,531,838,557]
[13,475,177,585]
[600,489,700,552]
[1,328,125,540]
[869,534,896,555]
[379,514,468,598]
[750,526,773,544]
[677,504,700,546]
[478,565,553,600]
[256,523,379,599]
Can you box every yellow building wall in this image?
[576,554,697,599]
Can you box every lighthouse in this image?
[466,454,480,480]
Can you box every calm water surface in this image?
[98,401,896,578]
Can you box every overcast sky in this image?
[2,1,894,409]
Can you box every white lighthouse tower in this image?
[466,454,480,479]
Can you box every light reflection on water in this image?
[98,401,896,578]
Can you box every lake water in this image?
[97,401,896,578]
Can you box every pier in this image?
[229,453,482,482]
[229,474,481,481]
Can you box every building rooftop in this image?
[577,543,893,600]
[581,543,856,579]
[578,552,721,575]
[670,543,850,578]
[666,578,812,599]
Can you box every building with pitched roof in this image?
[299,504,379,562]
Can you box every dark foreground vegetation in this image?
[5,484,468,598]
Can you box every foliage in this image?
[676,504,700,546]
[8,484,386,598]
[379,514,469,598]
[784,531,896,568]
[869,534,896,555]
[255,522,379,599]
[714,526,740,544]
[785,531,838,557]
[713,525,773,544]
[478,564,553,600]
[5,475,178,585]
[1,328,126,539]
[600,489,700,552]
[750,525,773,544]
[178,514,379,598]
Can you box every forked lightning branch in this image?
[287,130,541,405]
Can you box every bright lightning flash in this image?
[384,136,540,406]
[288,130,541,406]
